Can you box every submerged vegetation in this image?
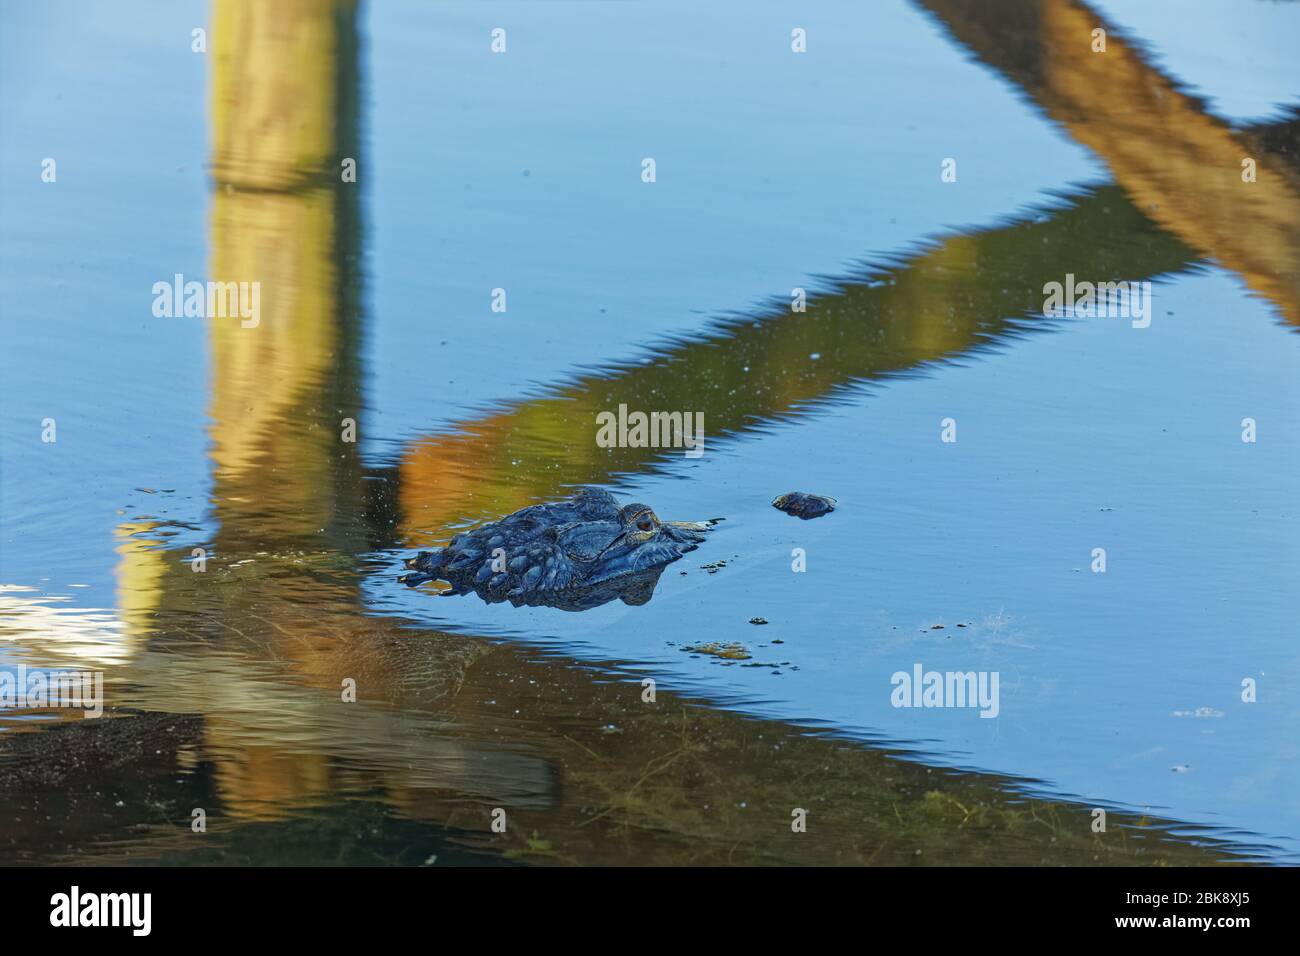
[0,647,1258,865]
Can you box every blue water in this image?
[376,267,1300,857]
[2,0,1297,863]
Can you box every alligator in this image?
[399,488,712,610]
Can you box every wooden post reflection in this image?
[209,0,366,549]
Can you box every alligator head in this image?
[398,489,714,611]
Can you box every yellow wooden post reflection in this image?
[89,1,560,826]
[209,0,358,545]
[202,0,360,815]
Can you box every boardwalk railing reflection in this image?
[14,0,1285,858]
[920,0,1300,325]
[394,0,1298,540]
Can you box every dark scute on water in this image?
[772,492,837,520]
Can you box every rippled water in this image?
[2,0,1297,865]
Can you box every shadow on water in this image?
[2,0,1296,864]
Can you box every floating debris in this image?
[772,492,837,519]
[682,642,751,661]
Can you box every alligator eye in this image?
[636,518,653,532]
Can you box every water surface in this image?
[2,0,1298,865]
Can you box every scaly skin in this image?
[399,488,711,610]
